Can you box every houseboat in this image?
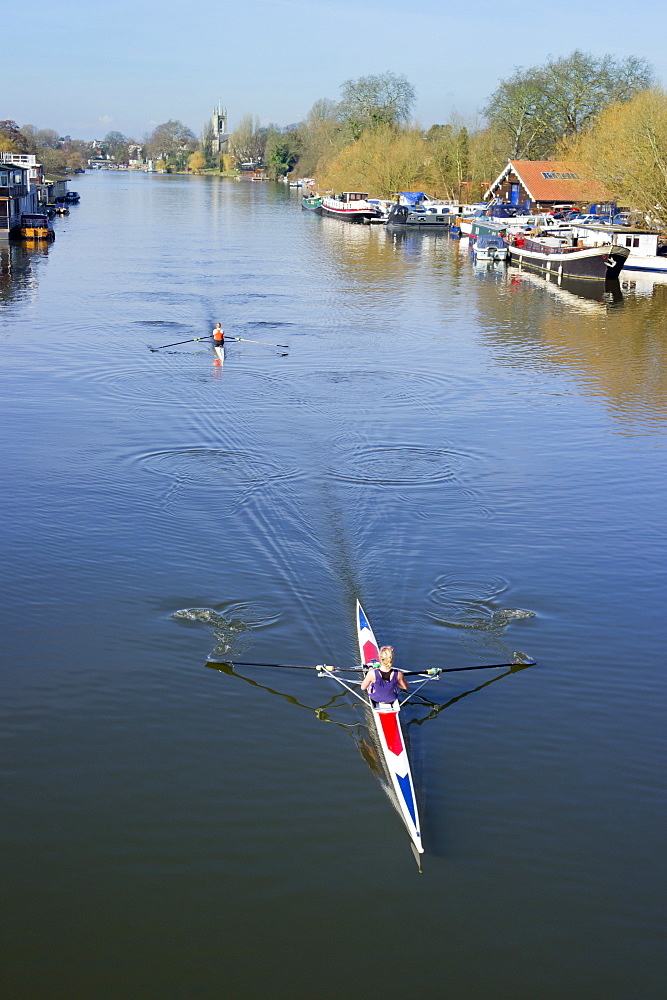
[20,214,55,241]
[571,223,667,275]
[506,233,630,280]
[320,192,381,223]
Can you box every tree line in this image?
[2,51,665,226]
[0,119,203,175]
[226,55,665,227]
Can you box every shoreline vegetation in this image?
[2,51,665,227]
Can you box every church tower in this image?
[211,102,228,155]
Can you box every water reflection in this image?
[0,242,47,308]
[507,269,624,312]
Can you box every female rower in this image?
[360,645,408,705]
[212,322,225,345]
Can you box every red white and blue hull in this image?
[356,601,423,854]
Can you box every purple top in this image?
[370,667,400,703]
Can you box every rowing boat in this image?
[208,622,535,863]
[355,602,423,854]
[213,341,225,366]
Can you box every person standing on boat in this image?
[361,645,408,704]
[212,322,225,346]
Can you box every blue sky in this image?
[6,0,667,140]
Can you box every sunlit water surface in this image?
[2,173,666,999]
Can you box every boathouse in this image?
[485,161,616,214]
[0,162,38,239]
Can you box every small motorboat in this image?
[473,234,508,262]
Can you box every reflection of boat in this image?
[507,234,630,280]
[508,269,624,312]
[320,192,381,223]
[473,234,507,261]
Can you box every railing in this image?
[0,184,28,198]
[514,237,593,255]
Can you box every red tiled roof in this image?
[496,161,614,203]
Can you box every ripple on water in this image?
[427,573,536,631]
[327,442,476,488]
[138,446,296,485]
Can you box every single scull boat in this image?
[213,341,225,366]
[356,601,423,854]
[318,601,437,856]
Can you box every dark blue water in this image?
[2,172,665,999]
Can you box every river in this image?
[2,171,665,999]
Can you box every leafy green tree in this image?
[264,128,300,178]
[339,72,416,140]
[485,51,655,160]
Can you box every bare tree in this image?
[485,51,655,160]
[339,72,416,140]
[228,114,265,165]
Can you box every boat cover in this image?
[398,192,427,205]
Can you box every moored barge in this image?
[506,234,630,280]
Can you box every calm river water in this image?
[2,172,666,999]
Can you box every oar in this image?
[206,658,328,671]
[206,658,535,674]
[403,660,535,675]
[150,336,213,351]
[228,337,289,348]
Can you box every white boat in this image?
[355,602,423,854]
[571,222,667,274]
[473,234,508,261]
[207,612,534,865]
[320,192,381,223]
[213,342,225,366]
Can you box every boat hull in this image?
[320,205,377,223]
[213,343,225,366]
[507,241,630,280]
[356,602,423,854]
